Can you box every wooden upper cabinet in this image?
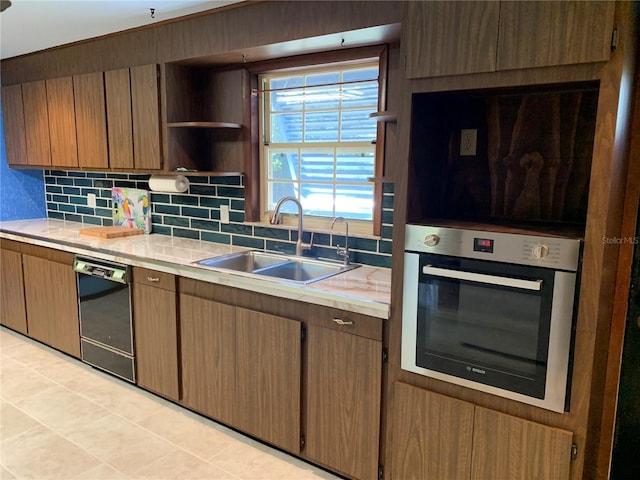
[497,1,616,71]
[130,64,162,170]
[105,68,135,169]
[1,84,28,166]
[471,407,573,480]
[73,72,109,168]
[46,77,78,168]
[391,382,475,480]
[404,1,615,79]
[21,80,51,166]
[404,1,500,78]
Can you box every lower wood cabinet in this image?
[0,247,28,334]
[391,382,475,480]
[234,307,301,453]
[22,252,80,357]
[305,324,383,480]
[132,268,179,401]
[180,294,236,425]
[180,293,302,452]
[390,382,573,480]
[471,406,573,479]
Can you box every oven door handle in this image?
[422,265,543,291]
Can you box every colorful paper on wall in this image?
[111,187,151,233]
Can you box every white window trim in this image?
[257,61,380,237]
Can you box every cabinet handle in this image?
[147,276,160,282]
[332,318,354,326]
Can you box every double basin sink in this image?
[194,250,359,284]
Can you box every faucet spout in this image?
[331,216,350,266]
[270,196,312,256]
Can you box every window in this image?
[259,59,382,233]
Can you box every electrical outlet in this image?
[460,128,477,156]
[87,193,97,208]
[220,205,230,224]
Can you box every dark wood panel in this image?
[133,282,179,401]
[73,71,108,168]
[131,64,162,170]
[1,84,28,166]
[46,76,78,168]
[179,294,235,424]
[235,308,301,453]
[305,324,382,480]
[404,1,499,78]
[497,1,615,71]
[471,407,573,479]
[390,382,474,480]
[0,2,403,85]
[105,68,135,170]
[21,80,51,166]
[22,255,80,357]
[0,249,28,335]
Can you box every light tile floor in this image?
[0,327,343,480]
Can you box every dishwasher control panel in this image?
[73,257,129,284]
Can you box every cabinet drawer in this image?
[133,267,176,291]
[308,308,383,342]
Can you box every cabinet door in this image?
[497,1,615,71]
[74,72,109,168]
[22,80,51,166]
[235,308,301,453]
[391,382,475,480]
[133,281,179,401]
[0,249,28,334]
[1,84,28,166]
[471,406,573,480]
[305,324,382,480]
[105,68,134,170]
[46,76,78,168]
[404,1,499,78]
[180,294,235,424]
[22,254,80,357]
[131,64,161,170]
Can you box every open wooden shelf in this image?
[369,111,397,123]
[167,121,243,129]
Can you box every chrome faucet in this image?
[270,196,313,256]
[330,216,350,266]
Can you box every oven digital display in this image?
[473,237,494,253]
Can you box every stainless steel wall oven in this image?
[402,224,582,412]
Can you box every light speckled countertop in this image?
[0,219,391,319]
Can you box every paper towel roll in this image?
[148,175,190,193]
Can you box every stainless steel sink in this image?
[194,250,359,284]
[195,250,287,272]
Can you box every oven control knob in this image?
[532,244,550,260]
[424,234,440,247]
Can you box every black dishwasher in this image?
[74,257,135,382]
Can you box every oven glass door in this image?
[416,254,556,399]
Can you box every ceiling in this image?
[0,0,244,60]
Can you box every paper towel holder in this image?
[148,174,190,193]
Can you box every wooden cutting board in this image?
[79,226,145,239]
